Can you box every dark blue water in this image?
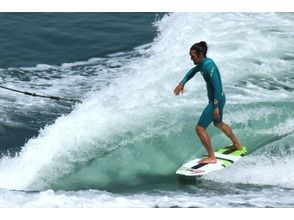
[0,13,161,68]
[0,13,161,154]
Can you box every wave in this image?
[0,13,293,191]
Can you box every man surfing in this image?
[174,41,243,164]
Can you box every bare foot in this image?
[227,145,243,150]
[197,157,217,164]
[232,145,243,150]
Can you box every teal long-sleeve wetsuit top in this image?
[180,57,225,108]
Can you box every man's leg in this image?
[215,122,243,149]
[195,125,217,164]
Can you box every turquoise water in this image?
[0,13,294,207]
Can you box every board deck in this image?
[176,145,247,176]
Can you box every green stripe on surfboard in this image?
[216,145,247,156]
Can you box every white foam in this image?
[224,105,278,126]
[256,118,294,136]
[0,187,293,208]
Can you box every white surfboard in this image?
[176,146,247,176]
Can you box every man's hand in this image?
[174,83,184,96]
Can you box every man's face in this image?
[190,49,203,65]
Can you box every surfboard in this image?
[176,145,247,176]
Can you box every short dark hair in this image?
[190,41,208,57]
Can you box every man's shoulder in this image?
[202,58,215,70]
[205,57,216,65]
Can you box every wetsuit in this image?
[180,57,226,128]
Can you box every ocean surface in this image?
[0,12,294,208]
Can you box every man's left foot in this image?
[233,145,243,150]
[227,145,243,150]
[198,157,217,164]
